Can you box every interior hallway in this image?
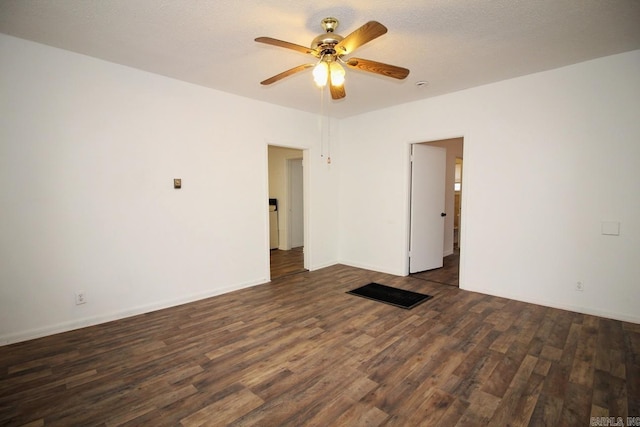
[270,247,306,279]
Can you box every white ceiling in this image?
[2,0,640,118]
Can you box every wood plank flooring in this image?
[270,247,306,279]
[411,250,460,287]
[1,264,639,426]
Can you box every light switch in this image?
[601,221,620,236]
[174,178,182,189]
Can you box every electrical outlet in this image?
[75,291,87,305]
[575,281,584,292]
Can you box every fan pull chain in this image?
[320,86,325,159]
[326,109,331,165]
[323,86,331,165]
[319,85,331,165]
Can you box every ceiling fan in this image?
[255,17,410,100]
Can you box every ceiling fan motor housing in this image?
[312,34,343,55]
[312,17,344,57]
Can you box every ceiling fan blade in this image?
[335,21,387,55]
[329,81,346,100]
[255,37,319,57]
[345,58,410,80]
[260,64,314,85]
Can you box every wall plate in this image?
[601,221,620,236]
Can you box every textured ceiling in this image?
[2,0,640,117]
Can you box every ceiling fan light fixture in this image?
[256,18,409,100]
[330,61,345,86]
[313,61,329,87]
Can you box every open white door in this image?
[409,144,447,273]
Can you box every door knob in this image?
[441,212,447,217]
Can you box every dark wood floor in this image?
[1,264,639,426]
[270,247,306,279]
[411,250,460,287]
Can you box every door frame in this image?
[404,135,467,287]
[265,143,309,280]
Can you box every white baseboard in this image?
[308,260,339,271]
[0,278,267,346]
[467,286,640,325]
[338,259,405,277]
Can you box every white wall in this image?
[0,35,339,344]
[339,50,640,323]
[2,34,637,345]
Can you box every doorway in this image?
[409,137,463,287]
[267,146,307,279]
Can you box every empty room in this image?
[1,1,639,425]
